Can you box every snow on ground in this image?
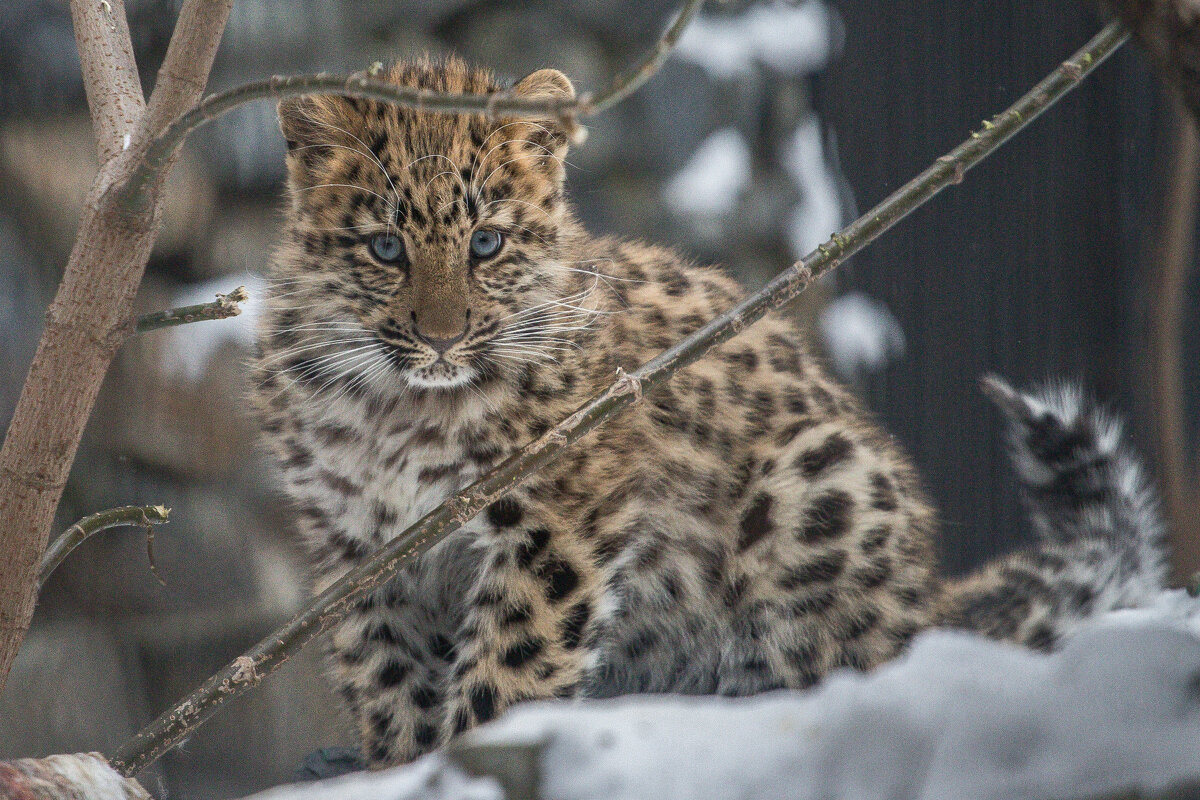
[674,0,840,80]
[662,128,753,221]
[245,590,1200,800]
[159,273,264,381]
[819,291,906,380]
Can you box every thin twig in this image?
[116,0,705,212]
[38,505,170,589]
[134,286,249,334]
[584,0,705,114]
[107,21,1128,778]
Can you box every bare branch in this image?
[142,0,235,141]
[135,285,248,334]
[117,0,705,213]
[69,0,145,165]
[585,0,705,114]
[0,0,231,694]
[107,21,1129,778]
[39,505,170,589]
[1147,102,1200,583]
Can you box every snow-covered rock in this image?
[244,590,1200,800]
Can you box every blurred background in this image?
[0,0,1192,797]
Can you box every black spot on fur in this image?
[370,709,392,737]
[562,601,590,649]
[516,528,552,567]
[623,628,661,660]
[738,493,775,550]
[411,685,438,710]
[843,607,880,639]
[797,434,854,478]
[787,587,837,616]
[502,637,545,668]
[377,659,410,688]
[860,526,891,554]
[799,491,855,542]
[429,634,455,661]
[487,497,524,528]
[414,723,438,748]
[850,556,893,589]
[500,602,533,626]
[779,550,848,589]
[1026,622,1058,651]
[539,557,579,602]
[869,473,898,511]
[469,684,498,723]
[367,622,402,645]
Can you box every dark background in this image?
[0,1,1183,797]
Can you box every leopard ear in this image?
[277,95,354,186]
[511,69,581,164]
[513,69,575,103]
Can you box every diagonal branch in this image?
[107,20,1129,778]
[116,0,706,213]
[70,0,145,166]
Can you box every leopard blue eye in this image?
[469,229,504,259]
[369,233,405,264]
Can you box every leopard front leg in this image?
[439,495,599,742]
[328,572,464,767]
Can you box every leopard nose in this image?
[412,310,468,354]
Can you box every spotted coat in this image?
[254,57,941,767]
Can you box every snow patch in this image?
[675,1,839,80]
[663,128,752,220]
[819,291,905,379]
[245,754,501,800]
[159,273,264,381]
[258,591,1200,800]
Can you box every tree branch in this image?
[1147,102,1200,584]
[585,0,705,114]
[69,0,145,165]
[135,285,248,334]
[107,21,1129,778]
[0,0,231,695]
[116,0,705,213]
[39,505,170,589]
[141,0,234,141]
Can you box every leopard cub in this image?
[255,58,1118,768]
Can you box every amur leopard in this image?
[252,58,1166,768]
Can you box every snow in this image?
[246,755,502,800]
[249,590,1200,800]
[159,273,264,381]
[674,1,840,80]
[819,291,906,379]
[662,128,752,220]
[782,116,846,260]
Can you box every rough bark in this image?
[0,0,232,693]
